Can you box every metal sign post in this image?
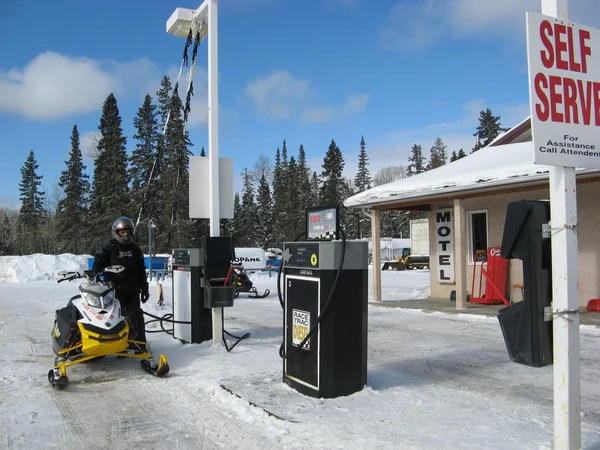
[167,0,224,346]
[526,0,597,447]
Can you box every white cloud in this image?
[246,70,368,123]
[358,100,529,178]
[379,0,600,52]
[301,93,370,124]
[0,51,160,121]
[80,130,102,162]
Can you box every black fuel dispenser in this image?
[281,205,369,398]
[498,199,553,367]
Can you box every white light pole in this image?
[167,0,223,345]
[539,1,581,448]
[148,219,156,281]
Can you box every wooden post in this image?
[371,209,382,302]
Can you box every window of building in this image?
[468,210,488,264]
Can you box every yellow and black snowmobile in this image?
[48,266,169,388]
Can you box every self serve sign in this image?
[292,309,310,350]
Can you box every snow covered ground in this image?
[1,254,600,449]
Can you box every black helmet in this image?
[112,216,135,245]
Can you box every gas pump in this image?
[281,205,369,398]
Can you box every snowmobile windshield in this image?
[79,281,115,309]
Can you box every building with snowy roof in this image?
[344,118,600,308]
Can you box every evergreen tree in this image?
[354,136,372,193]
[407,144,426,176]
[129,94,160,249]
[200,146,206,157]
[161,90,193,251]
[88,93,129,247]
[272,146,288,244]
[320,139,345,205]
[18,150,45,254]
[427,137,447,170]
[237,168,260,246]
[256,173,274,249]
[472,108,509,151]
[56,125,90,254]
[287,156,303,239]
[309,171,320,208]
[154,76,173,250]
[457,148,467,159]
[231,192,243,246]
[156,76,173,132]
[0,213,13,255]
[296,144,312,219]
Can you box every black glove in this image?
[141,286,150,303]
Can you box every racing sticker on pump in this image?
[292,309,310,350]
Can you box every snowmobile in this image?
[230,263,270,299]
[48,265,169,388]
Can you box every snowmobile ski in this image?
[48,368,69,389]
[140,354,170,377]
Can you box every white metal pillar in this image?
[540,0,581,448]
[167,0,223,346]
[206,0,223,346]
[453,199,468,309]
[371,209,382,302]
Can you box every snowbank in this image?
[0,254,91,283]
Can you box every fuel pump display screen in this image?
[306,205,339,240]
[286,242,320,269]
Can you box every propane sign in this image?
[527,12,600,169]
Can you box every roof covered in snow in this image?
[345,131,599,209]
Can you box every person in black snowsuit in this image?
[92,216,150,345]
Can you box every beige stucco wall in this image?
[428,181,600,307]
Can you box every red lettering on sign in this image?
[535,74,600,125]
[580,29,592,73]
[540,20,554,68]
[310,215,320,223]
[554,23,568,70]
[538,20,592,73]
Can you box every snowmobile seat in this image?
[53,303,82,351]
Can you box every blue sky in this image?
[1,0,600,210]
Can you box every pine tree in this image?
[256,173,274,249]
[153,76,173,250]
[457,149,467,159]
[200,147,206,157]
[231,192,243,246]
[56,125,90,254]
[320,139,345,205]
[407,144,426,176]
[354,136,372,193]
[287,156,304,239]
[450,150,458,162]
[156,76,173,133]
[18,150,45,254]
[472,108,509,151]
[272,146,287,245]
[237,168,260,246]
[130,94,160,249]
[296,144,312,219]
[309,171,320,208]
[88,93,129,247]
[427,137,447,170]
[161,90,193,251]
[0,213,13,255]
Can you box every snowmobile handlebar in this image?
[56,265,125,284]
[56,271,83,283]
